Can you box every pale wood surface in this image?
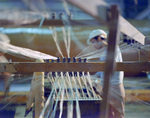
[34,71,44,118]
[119,16,145,45]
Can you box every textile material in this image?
[0,55,8,62]
[108,83,125,118]
[0,33,10,44]
[94,46,125,117]
[93,82,125,118]
[95,46,124,85]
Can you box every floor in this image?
[1,103,150,118]
[125,103,150,118]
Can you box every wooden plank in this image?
[0,91,28,104]
[66,0,145,45]
[34,60,44,118]
[0,19,103,27]
[119,16,145,45]
[0,62,150,73]
[0,91,29,96]
[126,89,150,94]
[125,89,150,102]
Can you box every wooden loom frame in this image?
[0,0,150,118]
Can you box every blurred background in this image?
[0,0,150,118]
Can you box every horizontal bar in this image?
[0,19,103,27]
[0,62,150,73]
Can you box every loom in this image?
[0,0,150,118]
[44,57,101,101]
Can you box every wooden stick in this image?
[0,19,103,27]
[100,5,120,118]
[1,62,150,73]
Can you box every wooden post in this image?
[24,74,35,117]
[100,5,120,118]
[34,59,45,118]
[24,59,45,118]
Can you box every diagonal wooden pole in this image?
[100,5,120,118]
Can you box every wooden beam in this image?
[0,62,150,73]
[125,89,150,102]
[119,16,145,45]
[0,92,29,104]
[0,19,103,27]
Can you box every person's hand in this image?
[92,40,107,50]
